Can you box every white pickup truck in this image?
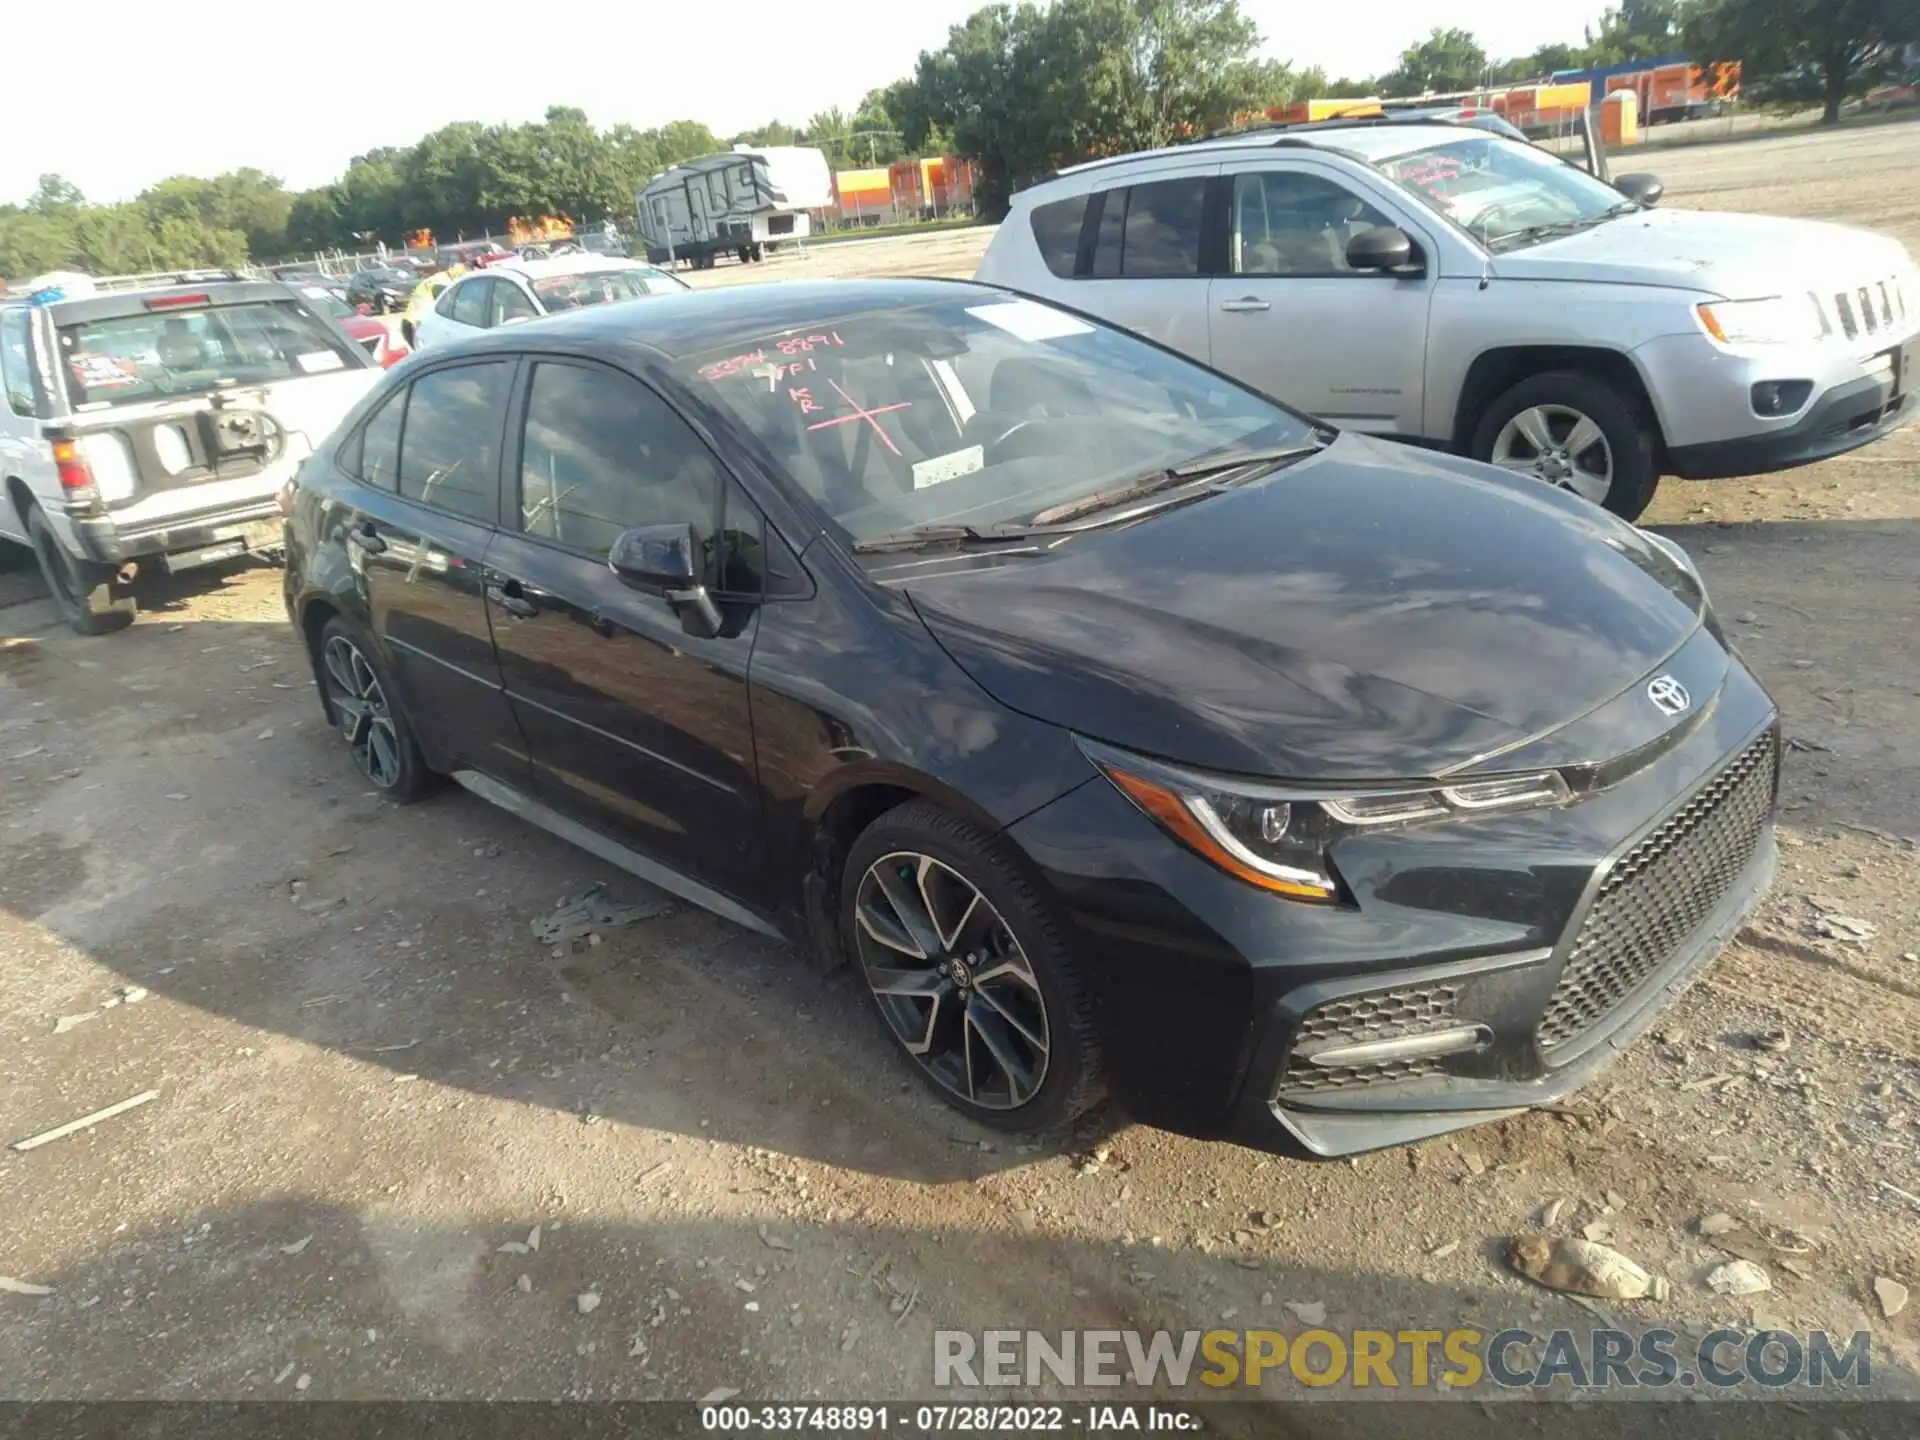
[0,279,379,632]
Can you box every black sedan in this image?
[280,279,1778,1158]
[344,265,417,313]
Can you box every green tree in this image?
[1583,0,1683,67]
[1686,0,1919,122]
[1379,27,1490,97]
[140,169,292,258]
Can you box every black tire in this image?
[841,799,1105,1135]
[314,615,433,802]
[26,506,134,635]
[1470,369,1660,522]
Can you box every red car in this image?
[297,283,410,368]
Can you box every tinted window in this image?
[2,308,34,416]
[451,279,489,327]
[434,284,460,319]
[398,363,509,520]
[1121,177,1206,277]
[1029,196,1086,278]
[355,388,405,490]
[1232,171,1395,276]
[517,361,722,557]
[1090,189,1126,278]
[491,280,538,325]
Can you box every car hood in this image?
[1491,207,1911,296]
[904,436,1707,781]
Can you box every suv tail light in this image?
[51,438,96,493]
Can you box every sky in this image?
[7,0,1610,204]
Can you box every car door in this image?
[334,359,526,778]
[482,355,765,902]
[1072,166,1219,363]
[0,306,46,543]
[1206,161,1437,436]
[420,276,490,349]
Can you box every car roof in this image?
[430,277,999,363]
[38,279,302,325]
[483,256,653,281]
[1042,121,1488,190]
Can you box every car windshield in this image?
[56,299,360,408]
[681,295,1313,544]
[1377,135,1633,251]
[530,270,660,310]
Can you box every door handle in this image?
[485,580,541,619]
[1218,297,1272,313]
[346,523,386,554]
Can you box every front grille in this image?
[1536,730,1777,1055]
[1279,983,1459,1095]
[1823,273,1907,340]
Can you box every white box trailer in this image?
[637,147,832,269]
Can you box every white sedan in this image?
[413,256,690,349]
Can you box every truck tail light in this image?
[51,439,96,492]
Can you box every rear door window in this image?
[1120,178,1207,277]
[353,387,405,489]
[491,280,539,325]
[1029,195,1087,278]
[451,279,490,328]
[397,362,510,521]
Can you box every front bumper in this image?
[1006,647,1779,1158]
[1637,325,1917,477]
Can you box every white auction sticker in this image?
[912,444,985,489]
[965,300,1094,343]
[295,351,346,374]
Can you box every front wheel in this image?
[1471,370,1660,521]
[841,800,1104,1134]
[316,616,432,801]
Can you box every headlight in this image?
[1636,527,1696,573]
[1695,295,1824,347]
[1081,738,1571,904]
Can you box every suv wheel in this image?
[841,800,1105,1134]
[26,507,134,635]
[1471,370,1660,521]
[316,616,432,801]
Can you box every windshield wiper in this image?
[1489,201,1640,252]
[1029,442,1324,527]
[850,524,1040,555]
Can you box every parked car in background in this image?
[281,278,1778,1157]
[299,284,410,368]
[413,257,688,349]
[1,280,378,632]
[977,120,1918,519]
[345,266,418,314]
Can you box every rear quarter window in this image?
[1028,195,1087,278]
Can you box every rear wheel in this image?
[841,800,1104,1135]
[316,616,432,801]
[27,506,134,635]
[1471,370,1660,521]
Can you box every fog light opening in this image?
[1750,379,1812,417]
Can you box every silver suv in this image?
[976,120,1918,519]
[1,280,378,632]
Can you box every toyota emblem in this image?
[1646,675,1691,717]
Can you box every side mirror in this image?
[1614,172,1664,208]
[1346,226,1422,276]
[609,522,722,637]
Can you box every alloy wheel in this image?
[1490,404,1613,505]
[852,851,1050,1110]
[321,634,403,789]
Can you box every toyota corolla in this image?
[280,279,1779,1157]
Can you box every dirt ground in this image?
[1,121,1916,1408]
